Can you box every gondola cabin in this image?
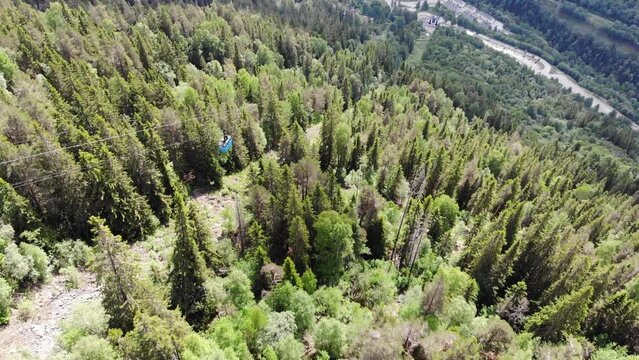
[218,135,233,154]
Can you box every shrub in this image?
[182,333,226,360]
[273,335,305,360]
[17,299,35,321]
[313,286,344,318]
[19,242,49,283]
[301,269,317,294]
[289,290,315,334]
[0,277,12,325]
[267,282,296,312]
[60,266,83,290]
[314,318,347,359]
[0,49,17,85]
[343,261,396,308]
[59,300,110,351]
[224,268,254,310]
[67,335,120,360]
[443,296,476,329]
[474,318,515,356]
[53,240,93,270]
[1,242,30,286]
[259,311,297,349]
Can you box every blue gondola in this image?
[218,135,233,154]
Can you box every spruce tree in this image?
[169,194,210,329]
[525,286,593,342]
[287,216,311,271]
[90,217,140,332]
[282,257,302,287]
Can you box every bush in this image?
[273,335,305,360]
[443,296,476,329]
[60,266,83,290]
[182,333,226,360]
[19,242,49,283]
[259,311,297,349]
[67,335,120,360]
[17,299,35,321]
[313,286,344,318]
[53,240,93,270]
[0,277,13,325]
[1,242,30,286]
[314,317,347,359]
[267,282,296,312]
[289,290,315,334]
[343,261,396,308]
[59,300,110,351]
[224,268,254,310]
[0,49,17,85]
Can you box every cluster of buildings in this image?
[437,0,505,32]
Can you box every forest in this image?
[463,0,639,124]
[0,0,638,359]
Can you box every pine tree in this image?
[319,114,335,171]
[467,230,506,305]
[283,257,302,287]
[90,217,140,332]
[262,97,285,151]
[169,194,210,329]
[586,291,639,352]
[287,216,311,271]
[311,183,331,216]
[525,286,593,342]
[301,269,318,294]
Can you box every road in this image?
[470,31,639,130]
[390,0,639,130]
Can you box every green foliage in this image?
[58,300,110,351]
[342,261,397,308]
[16,299,35,321]
[224,268,255,310]
[288,289,316,334]
[313,317,347,359]
[429,194,460,248]
[52,240,93,271]
[18,242,49,283]
[60,266,82,290]
[169,195,210,328]
[120,312,191,360]
[90,217,141,332]
[287,217,310,271]
[0,0,637,356]
[259,311,297,350]
[313,286,344,318]
[0,277,13,325]
[282,257,302,288]
[301,269,317,294]
[273,335,305,360]
[313,211,354,285]
[64,335,120,360]
[525,286,593,342]
[0,49,17,85]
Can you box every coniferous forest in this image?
[0,0,638,359]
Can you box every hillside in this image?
[0,0,638,359]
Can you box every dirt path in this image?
[0,272,100,360]
[193,172,246,239]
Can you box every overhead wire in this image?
[1,51,391,188]
[9,139,191,189]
